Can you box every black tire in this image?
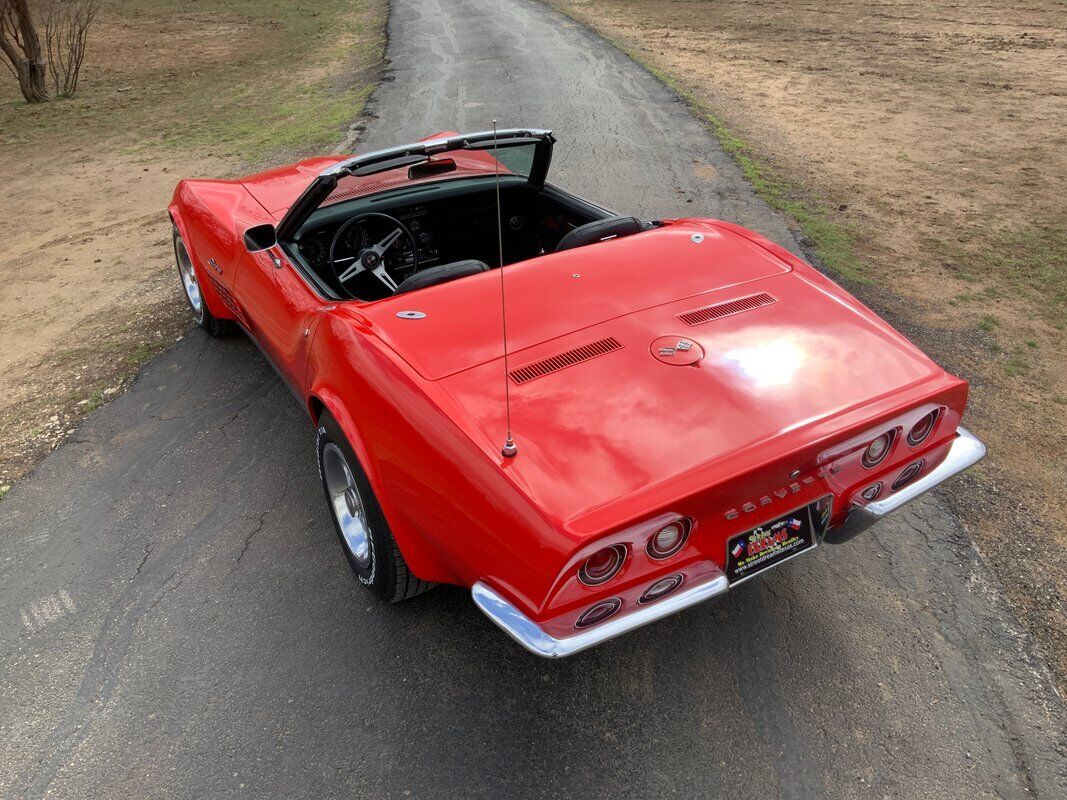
[173,228,234,337]
[316,411,433,602]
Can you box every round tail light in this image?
[892,460,925,491]
[646,518,692,560]
[860,483,883,502]
[862,431,894,468]
[907,409,939,446]
[578,545,626,586]
[575,598,622,628]
[638,574,684,604]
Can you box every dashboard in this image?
[297,204,441,285]
[287,177,604,300]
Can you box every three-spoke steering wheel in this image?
[329,212,418,297]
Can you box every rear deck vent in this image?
[677,292,776,326]
[509,337,623,384]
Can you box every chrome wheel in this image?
[175,235,204,324]
[322,443,372,568]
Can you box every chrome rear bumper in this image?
[472,572,730,658]
[823,426,986,544]
[473,427,986,658]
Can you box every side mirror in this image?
[243,223,277,252]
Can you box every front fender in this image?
[168,193,236,323]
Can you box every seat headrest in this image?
[554,216,645,253]
[394,259,490,295]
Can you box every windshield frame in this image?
[276,128,554,243]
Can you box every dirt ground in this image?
[551,0,1067,690]
[0,0,385,494]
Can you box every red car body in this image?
[169,129,985,656]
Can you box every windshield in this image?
[277,128,554,242]
[323,141,540,207]
[482,141,537,175]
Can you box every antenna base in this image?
[501,439,518,459]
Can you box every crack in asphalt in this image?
[232,499,282,573]
[14,497,245,799]
[134,541,153,576]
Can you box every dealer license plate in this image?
[725,501,821,584]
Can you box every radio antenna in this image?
[494,120,517,459]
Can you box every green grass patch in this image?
[979,314,998,332]
[1,0,385,163]
[979,223,1067,326]
[123,336,173,365]
[80,388,107,412]
[932,221,1067,328]
[1003,355,1030,377]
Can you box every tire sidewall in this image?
[316,412,385,593]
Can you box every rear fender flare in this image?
[306,387,458,585]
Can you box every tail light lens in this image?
[578,545,626,586]
[892,460,925,491]
[907,409,939,446]
[862,430,894,468]
[860,483,883,502]
[575,598,622,628]
[638,575,684,604]
[646,518,692,560]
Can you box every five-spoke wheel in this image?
[316,411,434,601]
[322,442,373,569]
[172,227,233,336]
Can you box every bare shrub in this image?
[44,0,100,97]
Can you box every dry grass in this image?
[0,0,387,488]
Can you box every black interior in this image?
[555,216,649,253]
[394,259,490,295]
[284,176,614,301]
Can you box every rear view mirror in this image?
[409,158,457,180]
[243,223,277,252]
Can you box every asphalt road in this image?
[2,0,1065,797]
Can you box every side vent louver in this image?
[509,337,623,384]
[677,292,776,326]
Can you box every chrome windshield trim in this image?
[320,128,554,178]
[472,571,729,658]
[826,426,986,544]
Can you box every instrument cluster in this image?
[299,204,441,279]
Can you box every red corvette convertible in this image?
[169,128,985,657]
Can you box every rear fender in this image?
[307,386,459,586]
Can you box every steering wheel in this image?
[329,212,418,297]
